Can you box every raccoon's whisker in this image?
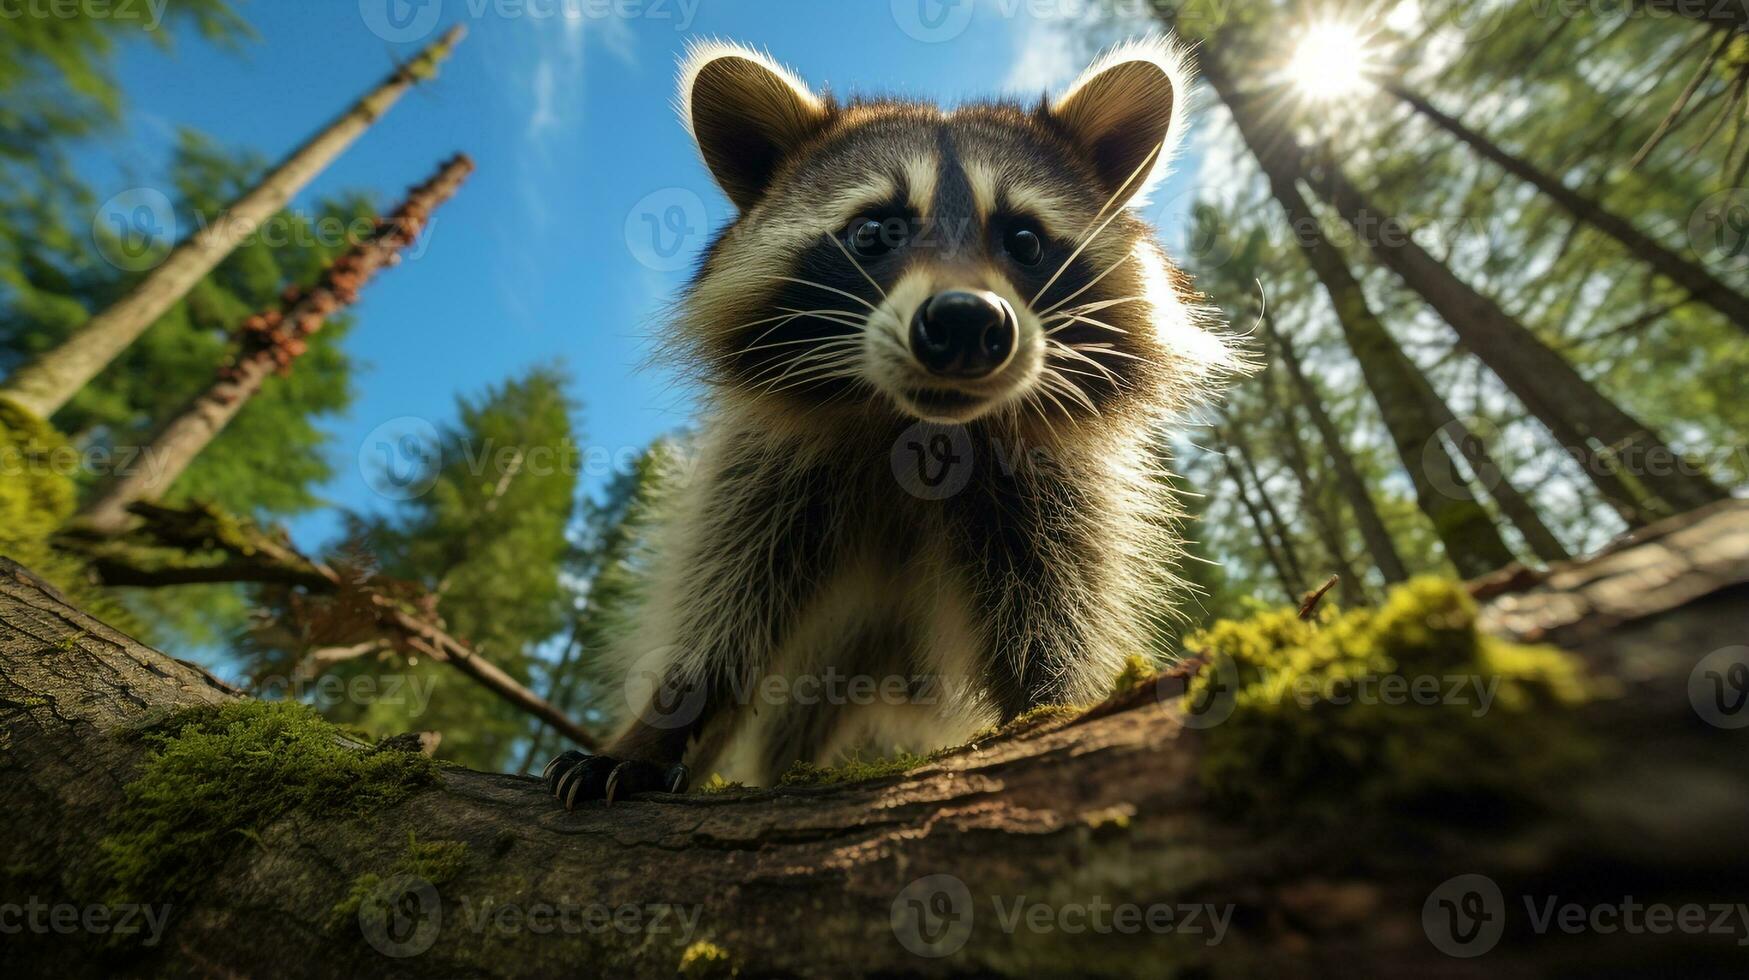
[761,360,861,396]
[1046,340,1127,388]
[1037,250,1137,318]
[1067,343,1145,364]
[754,348,862,393]
[742,342,863,387]
[773,276,880,313]
[1030,142,1162,308]
[773,307,866,330]
[1047,295,1146,320]
[740,334,864,358]
[1039,368,1100,415]
[823,231,890,303]
[1030,378,1078,424]
[1046,314,1131,337]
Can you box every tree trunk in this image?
[1261,371,1372,606]
[5,499,1749,977]
[1410,384,1573,565]
[1385,82,1749,334]
[1259,313,1411,585]
[1224,423,1311,590]
[1203,60,1519,579]
[1297,152,1729,526]
[0,27,465,420]
[76,154,474,534]
[1214,426,1303,601]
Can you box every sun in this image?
[1285,21,1380,101]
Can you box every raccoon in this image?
[545,35,1237,806]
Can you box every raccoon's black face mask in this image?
[673,40,1236,431]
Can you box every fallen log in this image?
[2,502,1747,977]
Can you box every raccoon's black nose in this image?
[910,290,1016,379]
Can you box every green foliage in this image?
[330,369,583,771]
[0,396,133,624]
[98,700,436,911]
[0,0,248,162]
[1184,577,1590,822]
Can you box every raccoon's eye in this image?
[1003,223,1044,266]
[847,217,907,259]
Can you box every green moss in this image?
[1185,576,1590,822]
[697,773,745,794]
[678,940,738,978]
[97,700,437,910]
[330,831,467,924]
[1109,653,1159,697]
[0,398,139,627]
[777,750,935,787]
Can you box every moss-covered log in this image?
[3,502,1748,977]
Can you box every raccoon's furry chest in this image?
[619,399,1175,786]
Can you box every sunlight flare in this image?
[1285,21,1380,101]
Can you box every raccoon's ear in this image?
[679,42,829,211]
[1048,39,1188,207]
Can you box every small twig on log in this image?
[1298,574,1341,620]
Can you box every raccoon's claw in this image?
[544,751,687,809]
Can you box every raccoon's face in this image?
[675,39,1228,430]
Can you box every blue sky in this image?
[86,0,1199,548]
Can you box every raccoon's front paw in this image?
[542,750,688,809]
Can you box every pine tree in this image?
[0,26,465,419]
[76,155,474,533]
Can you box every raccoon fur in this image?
[545,35,1238,805]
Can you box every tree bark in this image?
[0,27,465,420]
[1259,313,1411,585]
[1296,152,1729,526]
[1261,370,1372,606]
[5,500,1749,977]
[1203,60,1519,579]
[1214,425,1303,602]
[1406,372,1573,565]
[1385,82,1749,334]
[76,154,474,535]
[1224,423,1311,591]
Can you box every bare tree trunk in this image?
[1225,423,1311,590]
[6,499,1749,977]
[1410,383,1573,565]
[1385,82,1749,334]
[1262,371,1372,606]
[0,26,465,420]
[1296,153,1729,525]
[76,155,474,534]
[1214,425,1303,602]
[1259,313,1411,584]
[1203,60,1518,578]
